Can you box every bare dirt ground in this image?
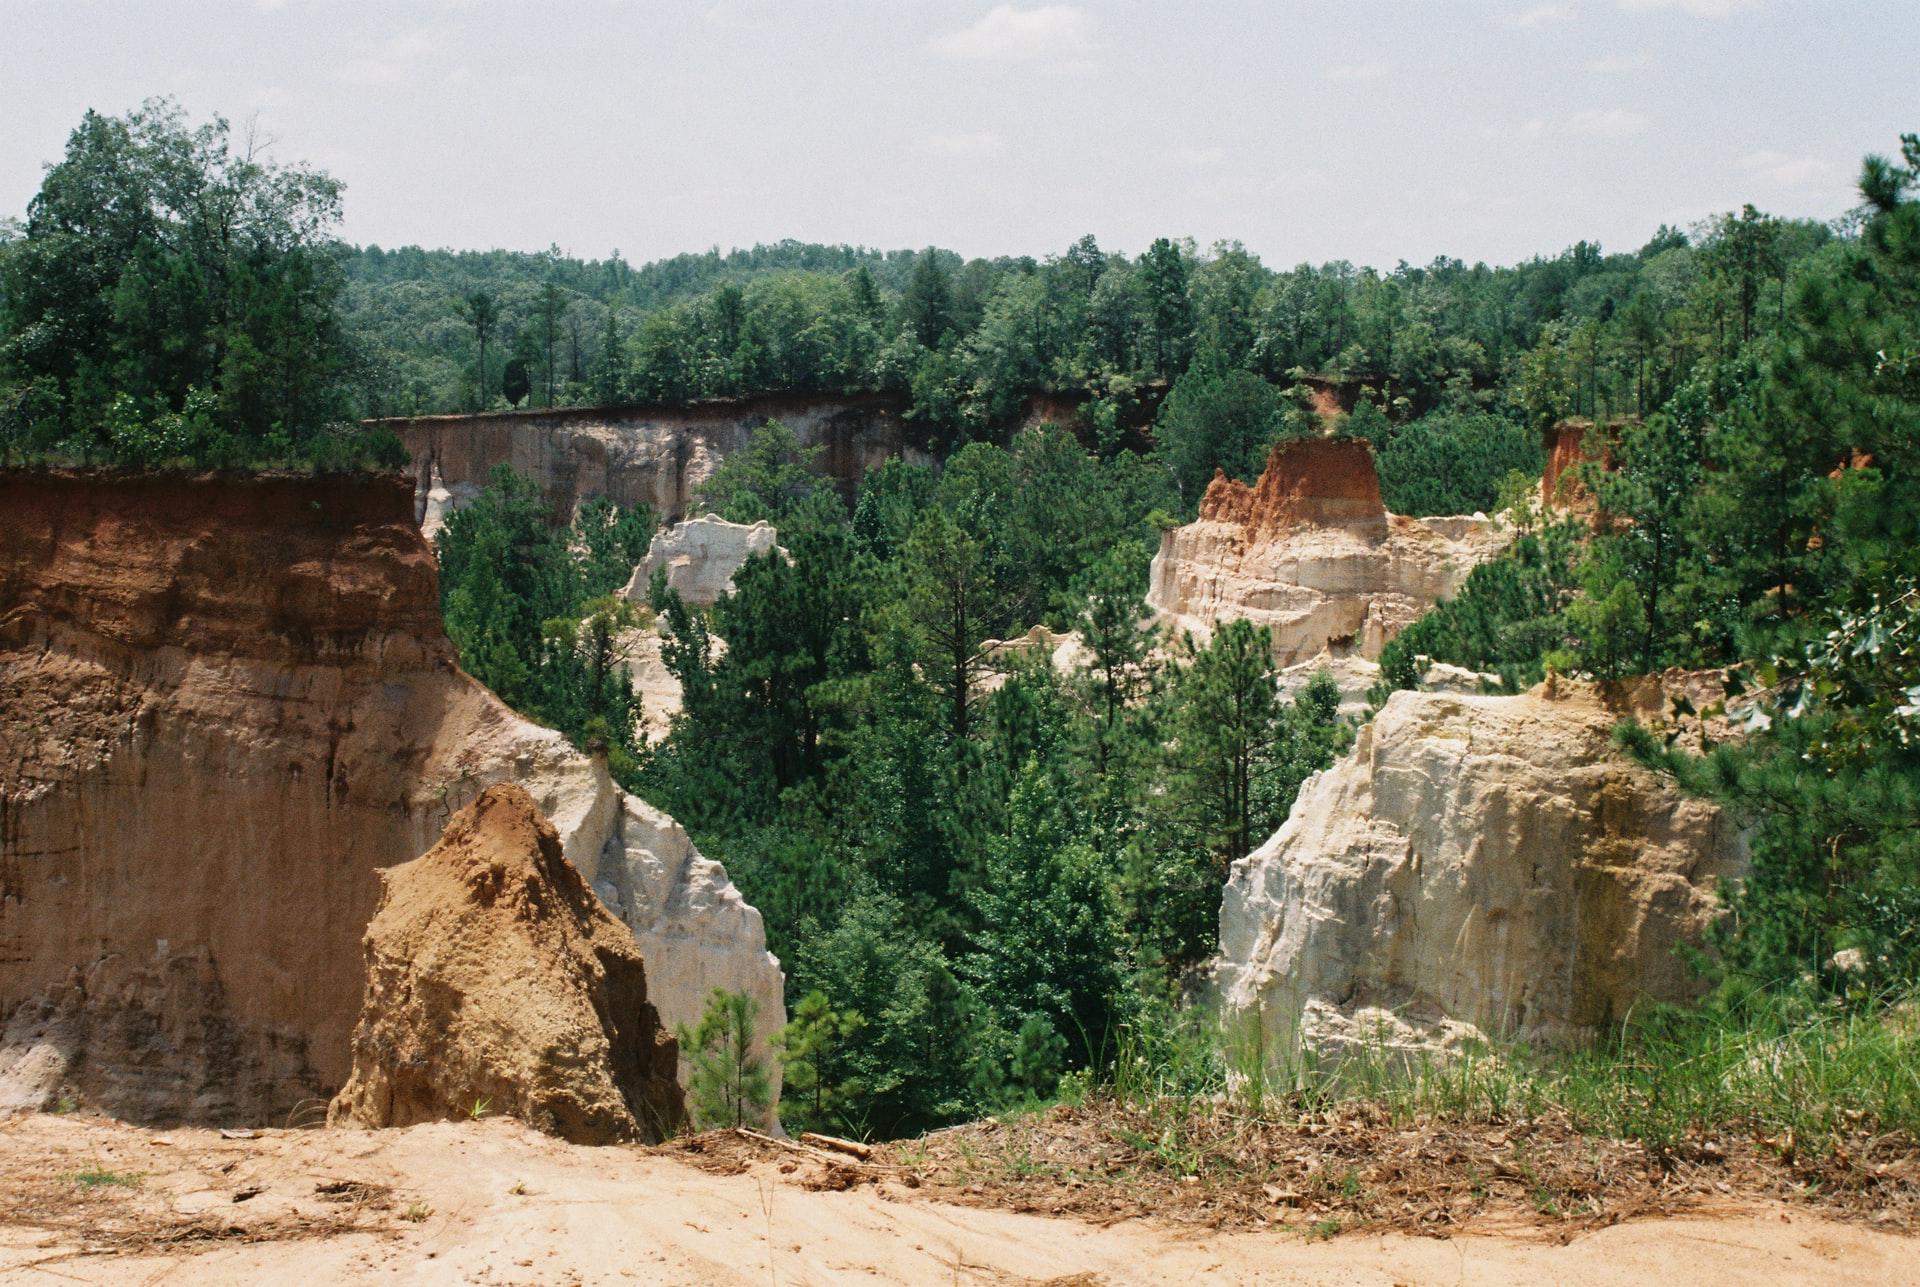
[0,1112,1913,1286]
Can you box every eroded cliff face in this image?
[1214,681,1747,1058]
[384,392,939,529]
[0,470,782,1124]
[1147,439,1510,667]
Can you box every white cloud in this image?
[1619,0,1760,16]
[1568,108,1650,138]
[1588,48,1654,72]
[932,5,1095,70]
[1324,60,1390,83]
[1738,149,1837,187]
[916,131,1005,159]
[256,0,289,12]
[339,27,438,85]
[1504,4,1575,28]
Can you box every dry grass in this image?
[875,1096,1920,1240]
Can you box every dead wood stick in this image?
[800,1131,874,1160]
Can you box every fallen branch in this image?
[801,1132,874,1161]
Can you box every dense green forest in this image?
[2,100,1841,495]
[4,103,1916,1140]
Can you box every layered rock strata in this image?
[1214,682,1747,1058]
[329,785,683,1143]
[0,470,782,1124]
[1147,439,1509,668]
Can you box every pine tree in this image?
[677,989,772,1129]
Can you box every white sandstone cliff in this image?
[1148,439,1508,668]
[620,514,787,608]
[1214,681,1746,1059]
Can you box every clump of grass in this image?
[69,1165,142,1189]
[399,1202,432,1223]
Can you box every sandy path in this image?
[0,1114,1909,1285]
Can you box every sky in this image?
[3,1,1914,271]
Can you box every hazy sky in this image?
[4,1,1913,270]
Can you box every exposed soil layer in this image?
[0,469,685,1124]
[1,1112,1910,1285]
[1150,439,1509,666]
[330,785,683,1144]
[1197,437,1388,536]
[1542,418,1625,512]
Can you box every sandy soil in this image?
[0,1113,1910,1286]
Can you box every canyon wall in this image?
[0,470,782,1125]
[1540,418,1629,513]
[1214,681,1746,1058]
[1147,439,1510,668]
[386,391,929,528]
[383,389,1115,531]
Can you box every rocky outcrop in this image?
[1274,653,1502,719]
[1148,439,1509,668]
[329,785,682,1143]
[620,514,786,608]
[0,470,782,1125]
[617,626,683,744]
[1215,682,1746,1058]
[586,794,788,1081]
[418,461,480,543]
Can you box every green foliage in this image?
[1372,411,1544,516]
[1600,136,1920,996]
[501,356,531,407]
[26,94,1917,1143]
[789,890,987,1135]
[961,760,1128,1078]
[1152,360,1287,509]
[1132,629,1350,971]
[574,496,659,598]
[694,421,827,527]
[0,99,362,465]
[774,990,866,1133]
[436,466,655,763]
[677,989,773,1129]
[1370,523,1583,701]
